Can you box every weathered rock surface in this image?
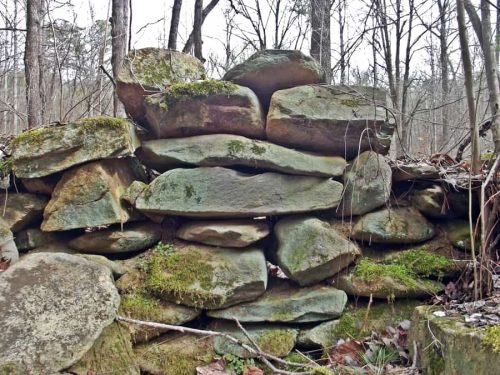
[14,228,62,251]
[0,252,120,374]
[10,117,140,178]
[266,85,393,159]
[116,48,205,126]
[208,279,347,323]
[211,320,298,358]
[275,216,360,286]
[409,306,500,375]
[0,193,47,232]
[223,49,325,109]
[412,184,470,219]
[21,174,59,194]
[352,207,435,244]
[69,222,162,254]
[137,134,346,177]
[338,151,392,216]
[42,158,144,231]
[443,220,474,251]
[176,219,270,247]
[144,80,265,139]
[297,320,340,349]
[0,217,17,263]
[392,161,440,181]
[127,167,343,218]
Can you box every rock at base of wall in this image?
[14,228,62,251]
[0,193,48,232]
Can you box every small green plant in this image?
[362,346,399,375]
[222,353,255,375]
[483,325,500,353]
[153,241,173,255]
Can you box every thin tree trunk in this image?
[193,0,204,60]
[438,0,450,147]
[168,0,182,50]
[310,0,331,83]
[182,0,220,53]
[338,0,346,85]
[111,0,129,117]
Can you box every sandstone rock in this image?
[352,207,435,244]
[223,49,325,109]
[0,252,120,374]
[176,219,270,247]
[137,134,346,177]
[266,85,393,159]
[274,216,360,286]
[69,222,162,254]
[0,193,47,232]
[338,151,392,216]
[144,80,265,139]
[116,48,205,126]
[14,228,62,251]
[41,158,144,231]
[10,117,140,178]
[208,279,347,323]
[127,167,343,218]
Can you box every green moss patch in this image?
[120,293,162,321]
[354,259,419,289]
[388,249,452,278]
[483,325,500,353]
[256,330,296,357]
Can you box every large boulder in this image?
[42,158,145,231]
[274,216,360,286]
[338,151,392,216]
[352,207,435,244]
[137,134,346,177]
[69,222,162,254]
[208,278,347,323]
[125,167,343,218]
[0,252,120,374]
[176,219,270,248]
[10,117,140,178]
[144,80,265,139]
[266,85,393,159]
[116,48,205,126]
[223,49,325,109]
[412,185,471,219]
[0,193,47,232]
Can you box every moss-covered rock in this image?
[0,193,48,232]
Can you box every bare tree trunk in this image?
[438,0,450,147]
[111,0,129,117]
[24,0,43,129]
[338,0,346,84]
[193,0,203,60]
[168,0,182,50]
[12,0,19,132]
[310,0,331,83]
[183,0,220,53]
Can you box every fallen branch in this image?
[455,120,492,161]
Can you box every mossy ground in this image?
[120,293,162,321]
[483,325,500,353]
[255,330,296,357]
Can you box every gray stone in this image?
[176,219,270,248]
[413,186,471,219]
[0,217,17,264]
[0,252,120,374]
[0,193,47,232]
[137,134,346,177]
[297,320,340,349]
[10,117,140,178]
[275,216,360,286]
[208,279,347,323]
[20,174,59,194]
[266,85,394,159]
[14,228,62,251]
[76,254,127,279]
[392,161,440,181]
[443,220,475,251]
[338,151,392,216]
[126,167,343,218]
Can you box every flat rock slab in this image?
[127,167,343,218]
[10,117,140,178]
[144,81,265,139]
[223,49,325,109]
[352,207,435,244]
[275,216,360,286]
[42,158,145,231]
[208,279,347,323]
[69,222,162,254]
[297,320,340,349]
[176,219,270,248]
[0,193,48,232]
[0,252,120,374]
[392,161,440,181]
[137,134,346,177]
[266,85,393,159]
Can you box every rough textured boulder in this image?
[266,85,393,159]
[275,216,360,286]
[0,252,120,374]
[116,48,205,126]
[69,222,162,254]
[14,228,62,251]
[144,80,265,139]
[409,306,500,375]
[126,167,343,218]
[0,193,47,232]
[10,117,140,178]
[338,151,392,216]
[223,49,325,109]
[21,174,59,194]
[137,134,346,177]
[176,219,270,248]
[392,161,440,181]
[208,279,347,323]
[352,207,435,244]
[297,320,340,349]
[42,159,145,231]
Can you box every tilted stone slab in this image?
[137,134,346,177]
[0,252,119,375]
[127,167,343,218]
[10,117,140,178]
[266,85,394,159]
[0,193,48,232]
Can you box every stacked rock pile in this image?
[0,49,481,374]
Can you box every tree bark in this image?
[168,0,182,50]
[310,0,331,83]
[193,0,203,60]
[182,0,220,53]
[24,0,43,129]
[437,0,450,147]
[111,0,129,117]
